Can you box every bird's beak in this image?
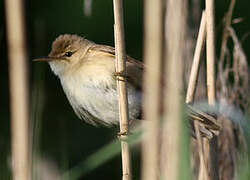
[33,57,59,62]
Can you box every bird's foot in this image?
[113,71,128,81]
[117,131,129,141]
[117,131,129,136]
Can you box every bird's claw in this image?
[117,131,129,136]
[114,71,128,81]
[117,131,129,141]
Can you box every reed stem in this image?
[163,0,185,179]
[205,0,219,179]
[5,0,30,179]
[113,1,131,180]
[185,11,209,180]
[141,0,162,179]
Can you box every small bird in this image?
[35,34,142,126]
[34,34,220,137]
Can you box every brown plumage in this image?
[34,34,220,138]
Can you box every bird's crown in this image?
[49,34,91,58]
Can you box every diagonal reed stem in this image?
[186,11,207,104]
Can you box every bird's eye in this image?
[64,51,73,57]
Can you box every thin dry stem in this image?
[194,122,209,180]
[5,0,30,179]
[141,0,162,180]
[162,0,185,179]
[219,0,236,62]
[205,0,219,179]
[113,1,131,180]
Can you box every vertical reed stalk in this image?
[5,0,30,179]
[186,11,209,180]
[141,0,162,179]
[113,1,131,180]
[163,0,185,179]
[205,0,219,179]
[205,0,216,105]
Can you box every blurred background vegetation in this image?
[0,0,249,179]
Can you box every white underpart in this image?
[49,59,141,126]
[60,73,141,126]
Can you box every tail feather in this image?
[187,105,221,139]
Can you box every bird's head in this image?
[34,34,93,76]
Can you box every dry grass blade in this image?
[5,0,30,179]
[187,106,220,131]
[219,0,236,63]
[228,27,249,109]
[194,122,208,180]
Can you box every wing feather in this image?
[88,44,143,90]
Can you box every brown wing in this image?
[88,44,143,90]
[88,44,220,139]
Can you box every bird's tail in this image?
[187,105,221,139]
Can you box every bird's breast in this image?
[58,55,142,126]
[60,69,141,126]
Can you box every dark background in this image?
[0,0,249,179]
